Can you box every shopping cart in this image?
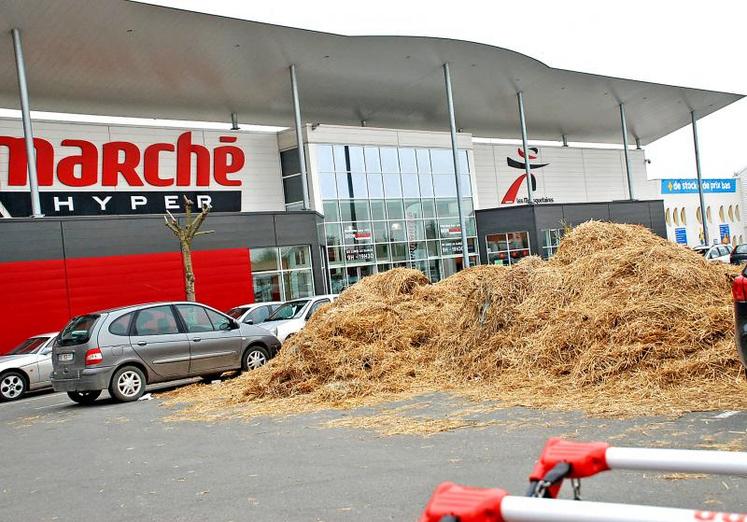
[420,437,747,522]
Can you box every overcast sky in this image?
[4,0,745,180]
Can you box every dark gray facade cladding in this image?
[475,200,667,263]
[0,211,328,295]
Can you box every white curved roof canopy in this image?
[0,0,742,145]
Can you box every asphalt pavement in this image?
[0,385,745,521]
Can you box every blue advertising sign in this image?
[674,227,687,245]
[719,224,730,242]
[660,178,736,194]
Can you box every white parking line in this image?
[0,392,63,408]
[713,411,740,419]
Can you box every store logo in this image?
[0,132,245,189]
[501,147,549,204]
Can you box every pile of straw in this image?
[165,221,747,419]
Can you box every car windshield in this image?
[226,307,248,319]
[695,248,708,257]
[736,245,747,254]
[57,314,100,346]
[9,337,49,355]
[265,300,310,321]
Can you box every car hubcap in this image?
[117,371,142,398]
[246,350,267,370]
[1,375,24,399]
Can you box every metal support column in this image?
[289,64,310,210]
[619,103,634,199]
[691,110,709,245]
[230,112,239,131]
[443,63,470,268]
[517,92,533,203]
[562,134,568,147]
[11,28,42,217]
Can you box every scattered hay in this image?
[164,221,747,422]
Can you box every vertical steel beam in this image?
[517,92,533,203]
[443,63,470,268]
[619,103,634,199]
[562,134,568,147]
[289,64,310,210]
[11,28,42,217]
[691,110,709,245]
[230,112,239,131]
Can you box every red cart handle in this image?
[419,482,507,522]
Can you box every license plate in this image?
[58,353,73,362]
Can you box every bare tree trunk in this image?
[164,196,212,302]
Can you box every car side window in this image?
[133,306,180,336]
[245,306,270,324]
[205,308,232,331]
[306,299,329,319]
[719,246,730,256]
[109,313,134,336]
[708,249,718,259]
[176,304,215,333]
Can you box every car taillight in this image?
[85,347,103,366]
[732,275,747,302]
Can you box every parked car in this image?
[731,244,747,265]
[731,272,747,371]
[693,244,732,263]
[51,302,281,404]
[226,302,282,325]
[261,294,338,343]
[0,332,58,401]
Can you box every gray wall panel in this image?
[0,220,64,262]
[561,203,611,225]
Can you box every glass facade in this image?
[315,144,478,292]
[485,231,530,266]
[251,245,314,301]
[541,228,565,258]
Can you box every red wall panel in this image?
[0,259,71,353]
[0,249,253,354]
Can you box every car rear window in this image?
[58,314,100,346]
[9,337,48,355]
[736,245,747,254]
[226,307,247,319]
[109,313,134,336]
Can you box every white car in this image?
[0,332,58,401]
[693,244,732,263]
[226,302,282,325]
[261,295,338,342]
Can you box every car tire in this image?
[67,390,102,405]
[109,366,146,402]
[242,345,270,371]
[201,373,223,383]
[0,371,27,402]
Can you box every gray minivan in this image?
[51,302,281,404]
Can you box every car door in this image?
[174,304,243,375]
[36,338,55,386]
[130,305,190,379]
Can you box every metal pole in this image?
[619,103,634,200]
[692,111,709,245]
[443,63,470,268]
[517,91,533,203]
[289,64,310,210]
[562,134,568,147]
[605,446,747,476]
[635,136,641,150]
[11,28,42,218]
[230,112,239,131]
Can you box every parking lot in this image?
[1,386,745,521]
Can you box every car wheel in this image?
[67,390,102,405]
[242,345,269,371]
[109,366,146,402]
[0,371,27,401]
[201,373,224,383]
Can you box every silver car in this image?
[226,301,282,325]
[51,302,281,404]
[261,294,338,342]
[0,332,57,401]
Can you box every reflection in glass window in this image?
[367,173,384,198]
[281,246,311,270]
[364,147,381,173]
[433,174,457,198]
[282,175,304,205]
[316,145,335,172]
[325,223,342,246]
[333,145,347,172]
[253,273,282,301]
[322,200,339,221]
[416,149,431,173]
[280,149,300,175]
[430,149,454,174]
[542,228,565,258]
[422,199,436,219]
[320,172,337,199]
[380,147,400,173]
[370,200,386,221]
[419,174,434,197]
[485,231,531,266]
[251,247,278,272]
[383,173,402,198]
[251,245,314,302]
[386,200,404,220]
[284,270,314,300]
[436,199,458,218]
[348,146,365,172]
[404,199,422,220]
[398,148,417,173]
[402,174,420,197]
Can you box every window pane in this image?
[416,149,431,173]
[419,174,434,197]
[251,247,278,272]
[351,173,368,199]
[333,145,347,172]
[336,172,353,199]
[386,200,404,220]
[339,200,371,222]
[422,199,436,218]
[399,148,417,173]
[283,270,314,299]
[316,145,334,172]
[343,222,373,245]
[467,217,477,236]
[373,221,389,242]
[460,175,472,197]
[427,240,439,258]
[348,146,365,172]
[327,246,344,265]
[430,149,454,174]
[424,219,438,239]
[176,305,214,333]
[389,221,406,241]
[205,308,231,331]
[380,147,400,173]
[461,198,474,217]
[109,313,133,336]
[281,245,311,270]
[319,172,337,199]
[253,273,282,301]
[439,219,462,239]
[134,306,179,336]
[377,263,391,273]
[459,150,470,174]
[322,200,339,222]
[280,149,300,176]
[364,146,381,173]
[285,202,303,211]
[368,173,384,198]
[404,199,422,220]
[325,223,342,246]
[329,268,346,294]
[375,243,390,261]
[433,174,457,198]
[402,173,420,197]
[437,198,459,218]
[390,242,408,261]
[406,220,425,242]
[370,199,386,220]
[383,173,402,198]
[283,176,304,204]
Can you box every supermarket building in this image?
[0,0,742,351]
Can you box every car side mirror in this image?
[244,319,254,325]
